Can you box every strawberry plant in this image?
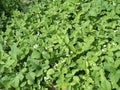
[0,0,120,90]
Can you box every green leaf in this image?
[64,35,69,44]
[9,43,19,59]
[116,4,120,14]
[84,36,95,44]
[70,76,80,86]
[31,50,40,59]
[47,69,55,75]
[42,51,50,59]
[13,77,19,88]
[20,81,26,87]
[73,76,79,83]
[5,57,15,67]
[114,59,120,68]
[20,68,27,73]
[100,79,111,90]
[69,44,76,52]
[12,73,24,88]
[109,70,120,88]
[104,62,115,72]
[115,51,120,58]
[76,58,86,69]
[100,69,111,90]
[35,70,43,77]
[62,67,68,74]
[89,8,97,16]
[26,72,35,85]
[114,35,120,44]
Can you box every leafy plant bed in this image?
[0,0,120,90]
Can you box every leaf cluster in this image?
[0,0,120,90]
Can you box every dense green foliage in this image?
[0,0,120,90]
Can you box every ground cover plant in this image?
[0,0,120,90]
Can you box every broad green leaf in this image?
[26,72,35,85]
[73,76,79,83]
[115,51,120,58]
[12,77,19,88]
[42,51,50,59]
[109,70,120,88]
[12,73,24,88]
[104,62,115,72]
[104,56,114,62]
[9,43,19,59]
[89,8,97,16]
[100,80,111,90]
[31,50,40,59]
[35,70,43,77]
